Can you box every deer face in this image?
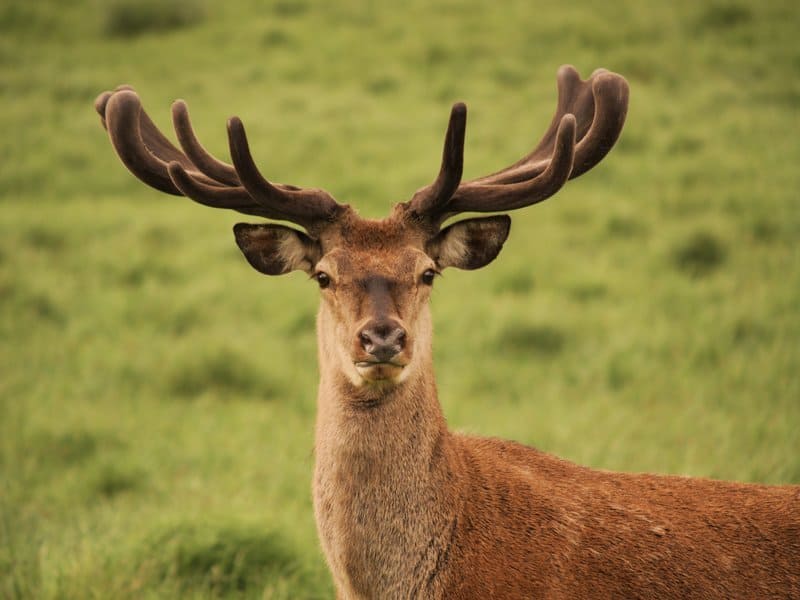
[233,210,511,388]
[314,239,433,387]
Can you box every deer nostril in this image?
[359,331,373,351]
[395,330,406,348]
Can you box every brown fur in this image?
[304,211,800,599]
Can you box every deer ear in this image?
[233,223,322,275]
[426,215,511,270]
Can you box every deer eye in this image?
[421,269,437,286]
[315,272,331,289]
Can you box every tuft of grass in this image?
[494,269,535,295]
[495,324,566,357]
[272,1,309,17]
[0,506,43,600]
[606,353,633,391]
[141,225,179,249]
[284,310,317,336]
[492,64,527,87]
[22,292,65,325]
[606,215,648,238]
[135,523,303,596]
[731,317,774,347]
[103,0,204,38]
[113,261,181,289]
[166,348,285,399]
[23,226,67,251]
[568,282,608,303]
[262,28,293,47]
[27,430,103,468]
[694,3,752,31]
[164,306,204,337]
[672,231,726,277]
[749,218,780,243]
[365,76,399,96]
[87,463,145,499]
[667,134,705,154]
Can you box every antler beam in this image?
[94,87,344,231]
[410,65,629,222]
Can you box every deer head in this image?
[95,66,628,393]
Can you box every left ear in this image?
[426,215,511,270]
[233,223,322,275]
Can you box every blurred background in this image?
[1,0,798,597]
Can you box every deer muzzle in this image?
[357,319,406,364]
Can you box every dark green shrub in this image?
[104,0,203,38]
[672,231,726,277]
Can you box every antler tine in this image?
[448,113,576,213]
[99,89,228,195]
[171,100,241,186]
[227,117,344,231]
[409,102,466,216]
[570,70,629,178]
[94,91,113,131]
[470,66,586,186]
[95,84,135,131]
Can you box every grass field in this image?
[2,0,799,597]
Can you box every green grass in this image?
[2,0,799,597]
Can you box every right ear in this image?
[233,223,322,275]
[426,215,511,270]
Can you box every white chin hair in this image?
[354,363,407,386]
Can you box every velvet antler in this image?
[409,65,629,224]
[95,87,345,232]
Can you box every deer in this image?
[95,65,799,599]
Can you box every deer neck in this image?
[313,301,446,447]
[312,307,457,597]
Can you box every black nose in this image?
[359,320,406,362]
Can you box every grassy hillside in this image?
[2,0,798,597]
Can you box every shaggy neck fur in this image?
[312,304,460,599]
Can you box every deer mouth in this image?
[354,361,406,382]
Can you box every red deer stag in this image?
[95,66,799,599]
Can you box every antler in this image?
[94,86,345,232]
[410,65,629,223]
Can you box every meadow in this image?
[1,0,799,597]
